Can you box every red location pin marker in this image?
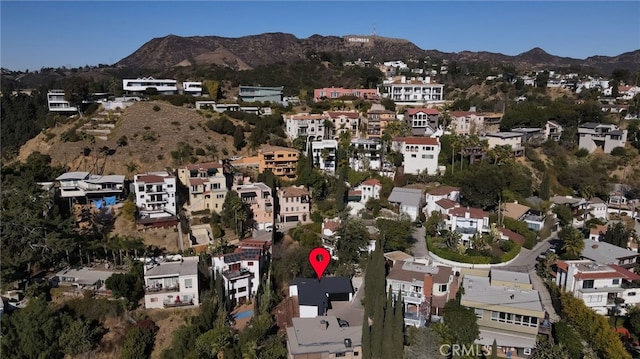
[309,247,331,281]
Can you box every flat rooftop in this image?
[461,275,543,314]
[144,256,199,277]
[286,316,362,355]
[490,269,531,285]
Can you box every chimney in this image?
[470,106,477,113]
[465,207,470,219]
[423,274,433,297]
[319,319,328,330]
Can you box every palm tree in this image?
[561,227,585,259]
[443,230,462,249]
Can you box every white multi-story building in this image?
[134,171,177,222]
[122,77,178,95]
[144,256,200,309]
[392,137,441,175]
[357,179,382,205]
[425,186,460,214]
[47,90,78,112]
[55,172,125,203]
[446,207,490,248]
[182,81,203,96]
[578,122,627,154]
[311,139,338,174]
[381,76,444,103]
[350,138,382,171]
[284,113,326,141]
[555,259,640,315]
[449,111,487,135]
[212,240,270,304]
[387,259,458,326]
[545,120,563,141]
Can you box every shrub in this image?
[426,237,492,264]
[152,105,160,112]
[142,131,156,142]
[610,146,627,157]
[195,148,206,156]
[575,148,589,158]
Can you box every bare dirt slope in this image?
[18,102,238,175]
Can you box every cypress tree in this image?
[381,287,394,359]
[393,294,405,358]
[371,295,385,358]
[361,311,372,359]
[539,173,550,200]
[491,339,498,359]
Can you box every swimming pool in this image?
[234,310,254,319]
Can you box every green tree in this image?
[335,219,369,265]
[442,299,479,346]
[553,205,573,228]
[233,127,246,151]
[625,306,640,338]
[0,298,65,358]
[539,173,551,200]
[58,318,103,356]
[603,222,631,248]
[560,227,584,259]
[376,217,414,252]
[121,320,158,359]
[531,337,568,359]
[490,338,498,359]
[425,211,443,237]
[221,190,248,237]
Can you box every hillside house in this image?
[144,256,200,309]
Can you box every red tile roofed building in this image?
[404,108,440,136]
[555,259,640,315]
[589,224,608,241]
[498,228,526,245]
[381,75,444,103]
[426,186,461,214]
[391,136,441,175]
[357,178,382,204]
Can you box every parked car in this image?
[265,224,273,232]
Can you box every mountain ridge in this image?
[115,33,640,74]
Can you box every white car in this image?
[265,224,273,232]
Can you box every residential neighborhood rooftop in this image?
[144,257,199,277]
[286,316,362,355]
[581,239,640,263]
[388,187,423,209]
[462,275,544,313]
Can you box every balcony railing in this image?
[403,292,424,303]
[164,299,194,308]
[146,284,179,293]
[455,227,478,235]
[223,268,252,280]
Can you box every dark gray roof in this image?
[609,130,624,136]
[291,277,354,308]
[580,122,600,129]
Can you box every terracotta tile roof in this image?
[326,111,360,119]
[449,207,489,219]
[428,186,459,196]
[289,114,326,120]
[349,190,362,196]
[498,228,526,245]
[188,178,208,185]
[280,186,309,198]
[589,224,608,236]
[136,175,167,183]
[556,262,568,273]
[362,179,381,187]
[435,198,458,210]
[323,220,341,232]
[405,108,440,116]
[574,270,623,280]
[610,264,640,281]
[394,136,439,145]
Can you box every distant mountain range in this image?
[116,32,640,74]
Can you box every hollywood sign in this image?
[347,37,370,43]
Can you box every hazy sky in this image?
[1,1,639,71]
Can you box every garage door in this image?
[285,215,299,222]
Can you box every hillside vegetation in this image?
[16,102,238,175]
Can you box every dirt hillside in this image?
[18,102,240,176]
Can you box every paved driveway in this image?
[326,276,365,326]
[411,226,428,258]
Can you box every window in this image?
[439,284,447,292]
[238,287,247,293]
[582,280,595,289]
[336,353,346,357]
[248,261,254,266]
[629,292,637,296]
[150,297,158,302]
[588,295,603,303]
[168,184,174,188]
[474,308,483,319]
[185,279,193,289]
[411,154,417,158]
[354,352,359,356]
[613,279,620,285]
